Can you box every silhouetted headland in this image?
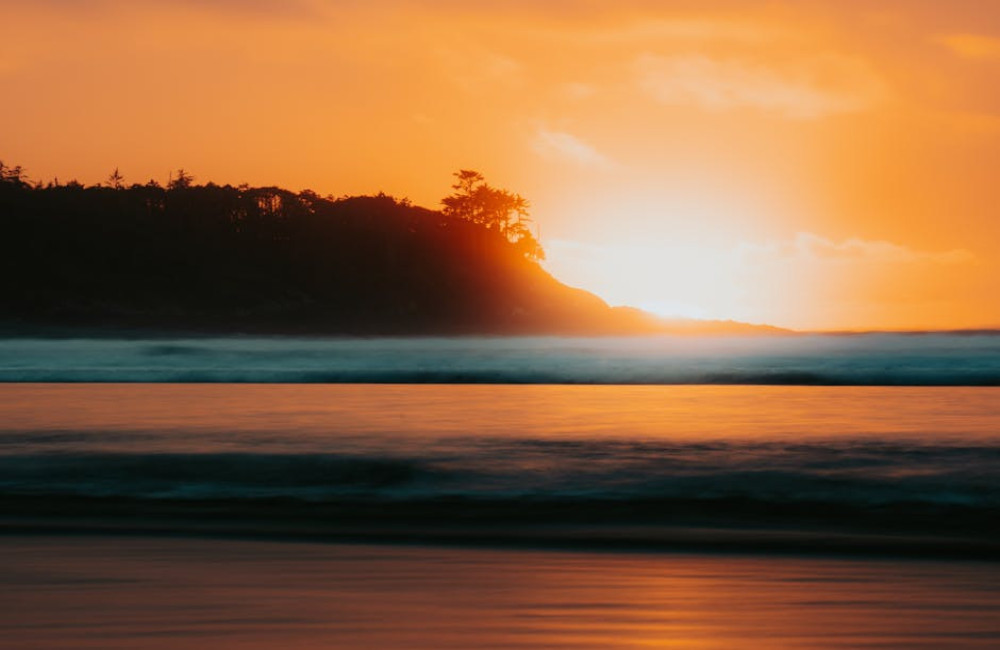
[0,164,784,336]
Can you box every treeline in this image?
[0,163,624,334]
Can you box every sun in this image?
[542,194,759,323]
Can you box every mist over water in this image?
[1,333,999,384]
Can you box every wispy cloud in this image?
[436,46,523,93]
[572,18,783,46]
[739,232,976,266]
[16,0,322,20]
[934,33,1000,60]
[936,110,1000,136]
[636,53,886,119]
[560,82,597,100]
[532,128,614,168]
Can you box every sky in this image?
[2,0,999,331]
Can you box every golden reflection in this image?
[3,537,997,649]
[2,383,998,445]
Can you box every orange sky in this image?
[2,0,999,330]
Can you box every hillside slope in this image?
[0,178,780,335]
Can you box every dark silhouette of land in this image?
[0,163,783,336]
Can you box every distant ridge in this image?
[0,172,784,336]
[808,328,1000,336]
[611,308,788,335]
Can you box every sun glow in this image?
[543,193,767,322]
[2,0,999,330]
[546,239,745,321]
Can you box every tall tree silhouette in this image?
[108,168,125,189]
[168,169,194,190]
[441,170,542,260]
[0,161,27,187]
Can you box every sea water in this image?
[2,335,999,647]
[1,333,998,384]
[0,383,997,548]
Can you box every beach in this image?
[4,535,999,649]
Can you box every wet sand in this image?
[3,534,999,649]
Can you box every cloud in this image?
[739,232,976,266]
[635,53,887,119]
[919,109,1000,137]
[569,17,783,46]
[935,33,1000,60]
[0,50,19,77]
[560,82,597,100]
[436,46,523,93]
[949,111,1000,135]
[532,128,614,168]
[11,0,321,20]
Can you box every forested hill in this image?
[0,168,780,335]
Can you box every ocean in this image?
[2,334,999,647]
[2,332,999,384]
